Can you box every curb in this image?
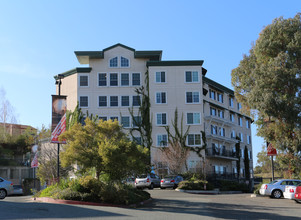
[33,197,152,208]
[175,189,219,195]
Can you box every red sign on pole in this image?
[51,113,67,144]
[267,143,277,156]
[31,152,38,168]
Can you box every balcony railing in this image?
[206,171,240,180]
[206,148,238,160]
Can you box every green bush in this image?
[216,180,249,192]
[37,178,150,205]
[178,180,214,190]
[253,184,262,194]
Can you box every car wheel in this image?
[272,189,282,199]
[0,189,7,199]
[149,183,154,190]
[295,200,301,204]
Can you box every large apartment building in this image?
[55,43,253,180]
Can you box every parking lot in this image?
[1,189,301,219]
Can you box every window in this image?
[121,56,129,67]
[211,125,218,135]
[187,113,200,124]
[110,57,118,67]
[247,135,251,144]
[241,149,244,159]
[209,89,216,100]
[217,93,223,103]
[121,96,130,106]
[133,136,142,145]
[157,134,168,146]
[121,73,129,86]
[186,92,199,103]
[239,133,243,142]
[98,96,107,107]
[110,73,118,86]
[99,116,107,121]
[229,97,234,107]
[188,134,201,146]
[132,96,141,106]
[249,150,252,160]
[220,127,225,137]
[185,71,199,82]
[156,71,166,83]
[121,116,130,128]
[157,113,167,125]
[156,92,166,104]
[238,117,243,126]
[237,102,242,110]
[110,96,118,107]
[110,116,118,121]
[79,96,88,107]
[133,116,141,127]
[230,113,235,122]
[218,110,224,119]
[246,120,251,129]
[231,130,236,138]
[132,73,140,86]
[98,73,107,86]
[210,107,216,116]
[79,75,88,87]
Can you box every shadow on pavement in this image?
[0,200,127,219]
[139,197,300,220]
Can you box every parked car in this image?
[284,184,300,199]
[135,174,161,189]
[294,183,301,204]
[0,177,14,199]
[12,185,23,196]
[160,175,184,189]
[122,177,135,187]
[259,179,301,199]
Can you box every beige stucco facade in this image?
[55,44,253,179]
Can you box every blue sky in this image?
[0,0,299,165]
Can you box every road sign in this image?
[267,143,277,156]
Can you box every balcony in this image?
[204,115,233,127]
[206,148,238,161]
[206,171,239,181]
[206,134,237,144]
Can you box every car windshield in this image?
[164,176,176,179]
[137,174,148,178]
[269,180,279,185]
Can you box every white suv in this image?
[135,174,161,189]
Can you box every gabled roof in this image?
[75,43,162,64]
[54,67,92,79]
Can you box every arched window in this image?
[121,56,129,67]
[109,57,118,67]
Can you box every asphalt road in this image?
[1,189,301,220]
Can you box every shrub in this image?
[215,180,249,192]
[178,180,214,190]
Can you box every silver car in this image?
[135,174,161,189]
[259,179,301,199]
[160,175,184,189]
[0,177,14,199]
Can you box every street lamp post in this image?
[55,74,64,182]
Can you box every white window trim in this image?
[155,71,167,83]
[98,95,107,108]
[121,116,131,128]
[132,72,141,86]
[156,112,168,126]
[109,95,119,107]
[132,95,141,107]
[98,73,108,87]
[156,134,168,147]
[186,112,201,125]
[120,56,130,68]
[120,95,130,107]
[185,91,200,104]
[79,95,89,108]
[187,133,201,146]
[184,71,200,83]
[109,116,119,122]
[109,57,118,68]
[78,74,89,88]
[155,91,167,104]
[120,73,130,87]
[109,73,119,86]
